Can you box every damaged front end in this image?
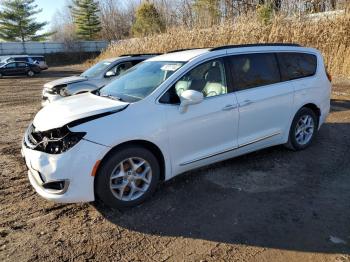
[24,124,86,154]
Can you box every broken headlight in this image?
[59,87,69,97]
[26,124,86,154]
[45,84,67,95]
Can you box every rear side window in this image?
[17,62,27,67]
[277,52,317,81]
[32,57,44,62]
[228,53,280,91]
[14,57,29,62]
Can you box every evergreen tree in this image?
[131,3,165,37]
[0,0,50,42]
[71,0,101,40]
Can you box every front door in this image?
[3,62,17,75]
[159,58,239,173]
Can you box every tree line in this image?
[0,0,347,42]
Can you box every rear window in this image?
[32,57,45,62]
[228,53,280,91]
[13,57,29,62]
[277,52,317,81]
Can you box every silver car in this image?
[41,54,157,106]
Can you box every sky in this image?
[35,0,67,32]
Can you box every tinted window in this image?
[160,59,228,104]
[277,52,317,81]
[5,63,16,68]
[14,57,29,62]
[111,62,134,76]
[32,57,44,62]
[17,62,27,68]
[229,53,280,91]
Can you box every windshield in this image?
[81,61,112,78]
[99,61,185,102]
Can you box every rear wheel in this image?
[27,70,34,77]
[286,107,318,150]
[95,146,160,208]
[0,72,2,78]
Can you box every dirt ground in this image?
[0,66,349,262]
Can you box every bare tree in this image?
[99,0,134,41]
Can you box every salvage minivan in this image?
[22,44,331,208]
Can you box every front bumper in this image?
[22,139,109,203]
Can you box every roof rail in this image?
[167,48,205,53]
[119,53,163,57]
[211,43,301,51]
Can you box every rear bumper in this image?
[319,94,331,128]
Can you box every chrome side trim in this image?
[180,132,281,166]
[238,132,281,148]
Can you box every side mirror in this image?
[105,71,116,77]
[179,90,203,113]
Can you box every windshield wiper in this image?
[100,94,124,101]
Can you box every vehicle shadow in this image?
[95,119,350,254]
[331,98,350,112]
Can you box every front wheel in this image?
[27,70,34,77]
[286,107,318,150]
[95,146,160,208]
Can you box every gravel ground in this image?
[0,66,349,262]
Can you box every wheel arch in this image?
[96,140,166,182]
[284,102,322,143]
[300,103,321,125]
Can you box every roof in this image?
[103,54,159,63]
[146,44,310,62]
[148,49,211,62]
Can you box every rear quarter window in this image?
[32,57,45,62]
[277,52,317,81]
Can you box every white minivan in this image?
[22,44,331,208]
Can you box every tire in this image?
[27,70,34,77]
[0,72,2,78]
[95,146,160,208]
[285,107,318,151]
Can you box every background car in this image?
[0,61,41,77]
[41,53,160,106]
[1,55,48,70]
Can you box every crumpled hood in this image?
[33,93,128,131]
[43,75,87,89]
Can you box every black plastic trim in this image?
[68,106,128,128]
[211,43,301,51]
[120,53,162,57]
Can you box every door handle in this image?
[222,104,237,111]
[239,99,253,107]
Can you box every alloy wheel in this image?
[109,157,152,201]
[295,114,314,145]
